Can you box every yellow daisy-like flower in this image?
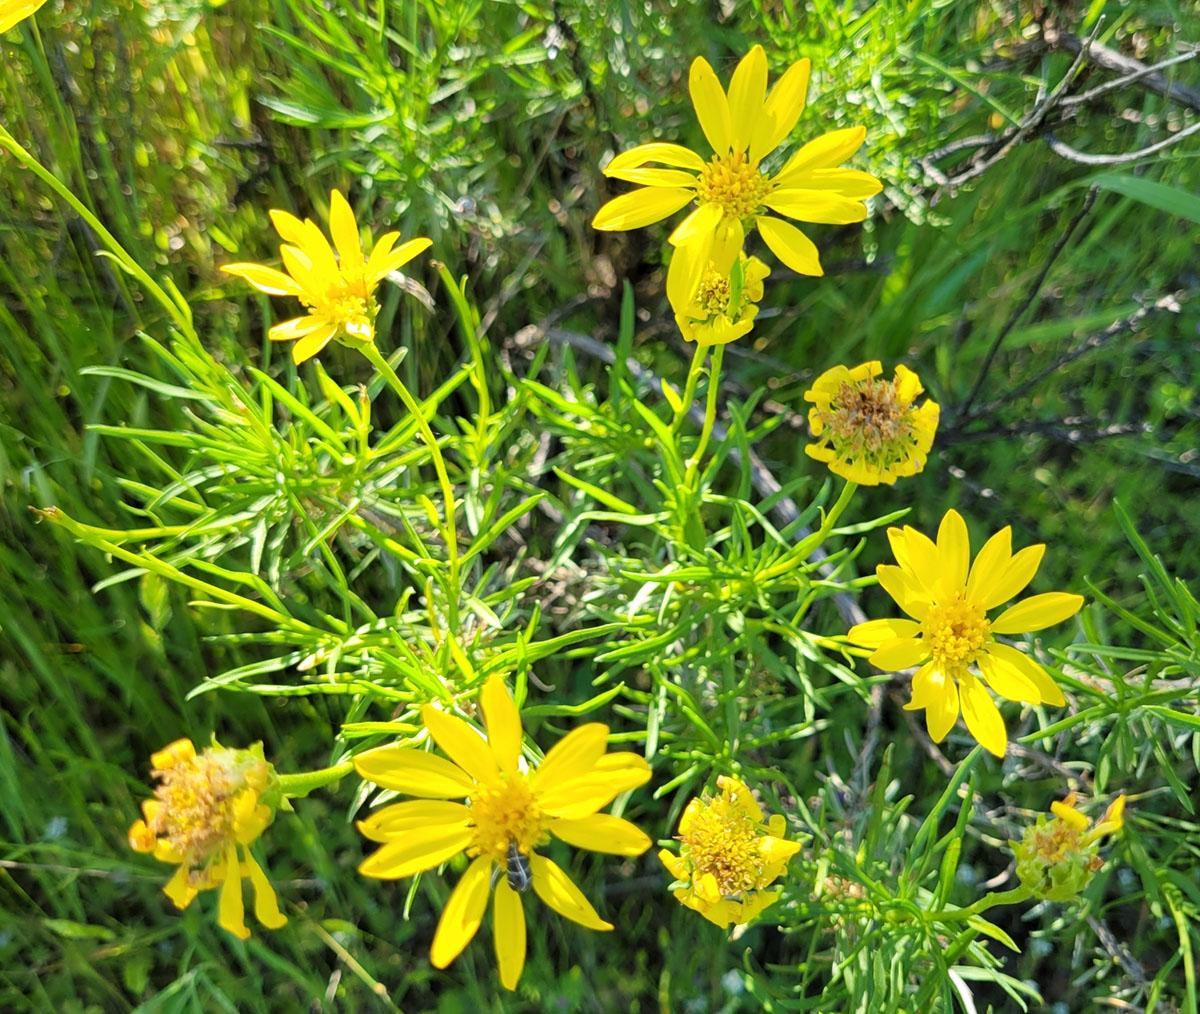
[128,738,287,939]
[667,245,770,346]
[847,509,1085,757]
[353,675,653,990]
[659,775,800,928]
[804,361,940,485]
[0,0,48,33]
[1014,792,1126,901]
[593,45,882,277]
[222,189,431,364]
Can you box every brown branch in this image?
[1050,28,1200,113]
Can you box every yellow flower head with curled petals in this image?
[353,675,652,991]
[593,45,882,277]
[128,739,287,939]
[659,775,800,928]
[667,246,770,346]
[804,361,940,485]
[1015,792,1126,901]
[848,510,1085,757]
[222,189,431,364]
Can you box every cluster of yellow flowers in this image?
[101,32,1125,997]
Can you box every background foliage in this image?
[1,0,1198,1011]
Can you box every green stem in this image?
[359,342,460,594]
[277,761,356,799]
[759,480,859,581]
[0,123,196,343]
[670,343,709,433]
[682,343,725,489]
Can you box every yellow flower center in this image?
[467,774,546,864]
[819,377,917,460]
[678,801,764,897]
[697,152,770,221]
[695,266,733,316]
[303,274,374,335]
[922,594,991,677]
[149,753,265,863]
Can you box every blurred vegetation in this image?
[1,0,1198,1011]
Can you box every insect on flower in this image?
[505,839,533,892]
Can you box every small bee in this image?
[505,840,532,893]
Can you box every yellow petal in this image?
[358,824,472,880]
[985,642,1066,707]
[362,230,400,278]
[529,853,612,931]
[605,142,707,173]
[964,527,1014,606]
[493,880,526,991]
[150,738,195,770]
[279,244,321,296]
[480,675,523,773]
[976,651,1041,705]
[354,746,474,798]
[727,45,767,153]
[906,665,959,743]
[356,800,472,842]
[991,593,1084,635]
[430,855,492,969]
[869,637,929,671]
[751,57,811,164]
[128,819,156,853]
[291,325,338,364]
[162,864,198,909]
[243,851,287,930]
[797,168,882,199]
[369,237,432,283]
[268,208,309,246]
[536,752,651,819]
[688,56,731,154]
[755,216,822,276]
[592,188,696,231]
[328,189,364,271]
[977,543,1046,611]
[531,723,609,792]
[659,848,687,881]
[667,201,723,251]
[420,706,500,784]
[268,316,324,342]
[899,526,941,592]
[772,126,868,186]
[958,672,1006,757]
[764,189,868,224]
[549,813,653,856]
[222,262,306,297]
[604,167,701,188]
[1051,798,1089,830]
[217,844,250,940]
[876,564,932,621]
[846,617,921,648]
[0,1,49,34]
[936,510,970,594]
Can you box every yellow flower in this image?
[222,189,431,364]
[593,45,882,277]
[667,246,770,346]
[659,775,800,928]
[847,509,1085,757]
[1014,792,1126,901]
[804,361,940,485]
[0,0,48,33]
[128,738,287,939]
[354,676,652,991]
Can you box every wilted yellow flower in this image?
[804,361,939,485]
[667,245,770,346]
[354,675,652,991]
[128,738,287,939]
[847,510,1084,757]
[593,45,881,277]
[222,189,431,364]
[1014,792,1126,901]
[659,775,800,928]
[0,0,48,33]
